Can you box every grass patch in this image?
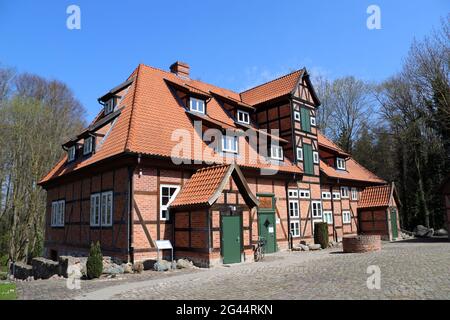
[0,283,16,300]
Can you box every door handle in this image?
[236,236,240,242]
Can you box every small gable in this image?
[170,164,259,209]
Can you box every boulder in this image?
[176,258,194,269]
[122,263,133,274]
[153,260,171,272]
[434,228,448,237]
[413,225,434,238]
[308,244,321,250]
[31,257,59,279]
[103,263,124,275]
[299,244,310,251]
[133,261,144,273]
[10,262,33,280]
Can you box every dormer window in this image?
[104,98,116,115]
[221,135,238,153]
[270,145,283,160]
[336,157,346,170]
[83,136,94,155]
[237,110,250,124]
[189,97,205,114]
[67,146,76,162]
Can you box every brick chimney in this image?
[170,61,190,79]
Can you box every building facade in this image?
[39,62,393,266]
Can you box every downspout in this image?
[128,154,140,263]
[330,183,337,242]
[285,173,296,250]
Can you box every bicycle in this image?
[254,237,266,262]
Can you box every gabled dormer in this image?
[98,78,133,116]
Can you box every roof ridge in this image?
[196,164,230,173]
[124,64,141,152]
[239,68,305,95]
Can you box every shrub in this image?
[86,242,103,279]
[314,222,329,249]
[0,255,8,267]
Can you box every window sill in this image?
[50,225,65,228]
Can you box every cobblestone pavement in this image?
[17,240,450,300]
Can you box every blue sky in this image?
[0,0,448,121]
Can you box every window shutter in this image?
[303,144,313,174]
[301,107,311,132]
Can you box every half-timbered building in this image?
[39,61,395,266]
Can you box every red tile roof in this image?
[170,165,230,207]
[317,132,350,157]
[240,69,304,105]
[170,164,258,208]
[320,158,386,184]
[40,64,302,185]
[358,184,394,208]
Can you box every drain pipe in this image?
[285,173,297,250]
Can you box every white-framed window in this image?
[313,151,319,164]
[336,157,346,170]
[237,110,250,124]
[310,116,316,126]
[101,191,113,227]
[83,136,94,155]
[351,188,358,200]
[311,201,322,218]
[90,193,101,226]
[342,211,351,224]
[323,211,333,225]
[90,191,113,227]
[341,186,349,198]
[189,97,205,114]
[288,189,298,198]
[290,221,300,237]
[104,98,116,115]
[294,111,301,121]
[221,135,238,153]
[289,200,299,218]
[160,185,180,220]
[51,200,65,227]
[299,190,310,199]
[296,147,303,161]
[332,192,341,200]
[321,191,331,199]
[270,145,283,160]
[67,146,76,162]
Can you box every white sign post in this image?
[155,240,174,264]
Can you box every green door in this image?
[390,208,398,239]
[221,215,242,264]
[258,212,276,253]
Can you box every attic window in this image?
[67,146,76,162]
[270,145,283,160]
[189,97,205,114]
[104,98,116,115]
[222,135,238,154]
[336,157,346,170]
[237,110,250,124]
[83,136,94,155]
